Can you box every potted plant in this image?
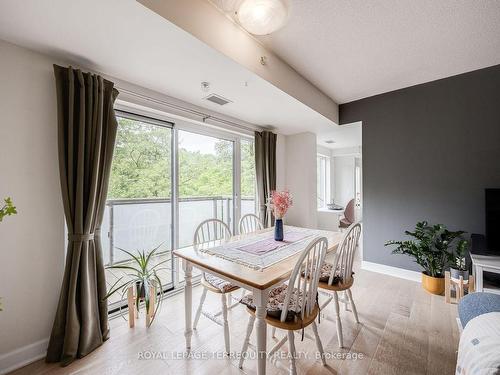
[104,244,168,327]
[450,239,470,282]
[385,221,465,295]
[0,197,17,222]
[0,197,17,311]
[268,190,293,241]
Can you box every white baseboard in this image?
[0,338,48,375]
[362,261,421,283]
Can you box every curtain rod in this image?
[116,87,260,134]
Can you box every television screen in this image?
[485,188,500,253]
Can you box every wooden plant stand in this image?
[445,271,475,304]
[127,285,156,328]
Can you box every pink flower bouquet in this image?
[269,190,293,219]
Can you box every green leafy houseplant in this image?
[385,221,465,278]
[0,197,17,222]
[450,239,470,281]
[453,240,469,271]
[104,244,168,326]
[1,197,17,311]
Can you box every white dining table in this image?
[173,226,342,375]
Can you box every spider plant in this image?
[104,243,169,326]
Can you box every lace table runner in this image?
[197,225,335,270]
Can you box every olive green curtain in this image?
[46,65,119,366]
[254,130,277,227]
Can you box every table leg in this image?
[475,265,483,292]
[183,259,193,349]
[254,289,269,375]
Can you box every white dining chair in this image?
[238,213,264,235]
[318,222,361,348]
[192,218,240,354]
[239,237,328,375]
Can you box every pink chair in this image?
[339,199,355,229]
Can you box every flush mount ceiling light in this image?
[237,0,288,36]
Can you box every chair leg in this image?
[239,315,255,369]
[193,287,207,330]
[268,333,288,358]
[221,293,230,354]
[347,289,359,323]
[287,331,297,375]
[229,289,245,310]
[333,291,344,348]
[271,327,277,338]
[319,292,333,311]
[311,321,326,366]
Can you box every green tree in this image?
[108,118,256,199]
[108,118,171,199]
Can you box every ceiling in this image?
[256,0,500,103]
[0,0,338,137]
[3,1,495,149]
[316,121,362,150]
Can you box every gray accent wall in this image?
[340,65,500,271]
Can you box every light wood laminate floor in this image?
[10,262,459,375]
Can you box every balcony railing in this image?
[101,196,256,266]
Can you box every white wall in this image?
[0,40,65,370]
[276,133,287,191]
[284,133,317,228]
[316,145,332,156]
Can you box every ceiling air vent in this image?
[204,93,232,106]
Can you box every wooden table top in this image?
[174,227,343,290]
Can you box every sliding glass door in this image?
[103,110,256,308]
[103,112,174,310]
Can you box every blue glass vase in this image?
[274,218,284,241]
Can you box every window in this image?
[317,154,330,208]
[103,110,256,311]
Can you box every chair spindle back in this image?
[280,237,328,322]
[238,213,264,235]
[194,218,231,246]
[328,222,361,285]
